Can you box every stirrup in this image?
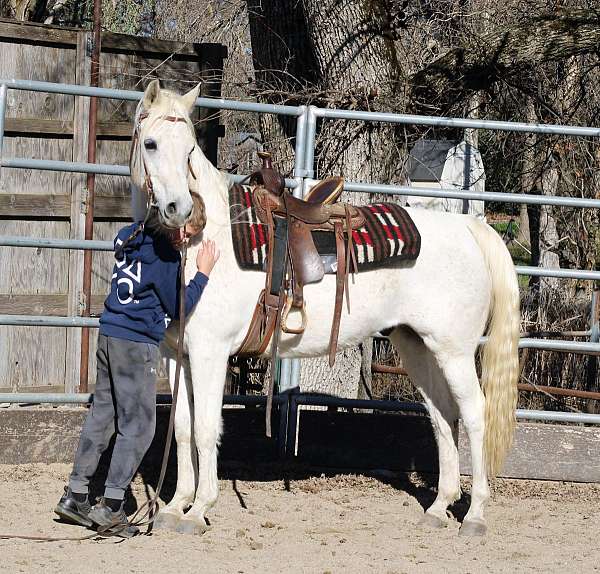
[281,296,307,335]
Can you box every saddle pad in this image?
[229,183,421,272]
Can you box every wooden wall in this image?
[0,18,226,393]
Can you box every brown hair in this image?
[188,191,206,232]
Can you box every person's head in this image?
[167,192,206,248]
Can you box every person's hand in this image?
[196,239,220,277]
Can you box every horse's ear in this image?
[181,82,201,113]
[143,79,162,109]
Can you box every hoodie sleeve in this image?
[154,260,209,319]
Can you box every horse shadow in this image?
[124,403,470,523]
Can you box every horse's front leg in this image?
[176,340,229,535]
[154,345,196,531]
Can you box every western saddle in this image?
[236,152,365,370]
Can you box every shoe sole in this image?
[54,503,93,528]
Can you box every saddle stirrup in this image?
[281,295,307,335]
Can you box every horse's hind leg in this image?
[154,349,197,531]
[435,350,489,536]
[389,328,461,528]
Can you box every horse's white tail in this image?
[468,218,520,477]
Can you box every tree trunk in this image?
[247,0,400,398]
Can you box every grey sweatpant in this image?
[69,333,159,500]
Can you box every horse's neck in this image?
[188,148,234,249]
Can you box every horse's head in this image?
[130,80,201,229]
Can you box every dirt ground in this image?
[0,463,599,574]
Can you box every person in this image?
[55,192,218,537]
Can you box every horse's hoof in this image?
[153,511,181,532]
[176,517,209,536]
[460,519,487,537]
[420,512,448,529]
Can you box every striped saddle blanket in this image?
[229,184,421,273]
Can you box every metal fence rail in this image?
[1,78,600,426]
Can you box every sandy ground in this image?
[0,463,599,574]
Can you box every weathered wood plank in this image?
[0,294,104,315]
[93,195,131,218]
[299,411,600,482]
[0,18,78,46]
[0,138,74,196]
[0,407,278,466]
[459,421,600,482]
[0,220,70,390]
[0,43,76,120]
[4,118,132,138]
[4,118,74,135]
[2,409,598,485]
[101,31,226,59]
[0,193,70,217]
[0,193,131,219]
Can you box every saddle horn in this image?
[250,151,285,196]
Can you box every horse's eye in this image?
[144,138,157,151]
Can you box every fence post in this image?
[65,32,92,394]
[586,289,600,412]
[0,83,6,182]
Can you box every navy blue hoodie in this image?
[99,223,208,345]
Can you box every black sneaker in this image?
[54,486,93,528]
[88,498,139,538]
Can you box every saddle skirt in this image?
[229,183,421,273]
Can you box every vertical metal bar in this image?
[79,0,102,393]
[279,358,291,392]
[303,106,318,189]
[293,106,307,185]
[585,289,600,403]
[0,83,7,180]
[284,107,310,394]
[285,393,299,457]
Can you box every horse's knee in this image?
[194,414,222,453]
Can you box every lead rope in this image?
[0,242,188,542]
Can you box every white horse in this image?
[130,80,520,537]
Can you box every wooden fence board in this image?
[1,44,75,119]
[0,17,78,45]
[0,294,104,315]
[64,31,90,393]
[0,137,74,195]
[0,19,225,393]
[0,193,71,217]
[4,118,131,137]
[459,421,600,482]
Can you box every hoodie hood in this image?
[116,222,178,265]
